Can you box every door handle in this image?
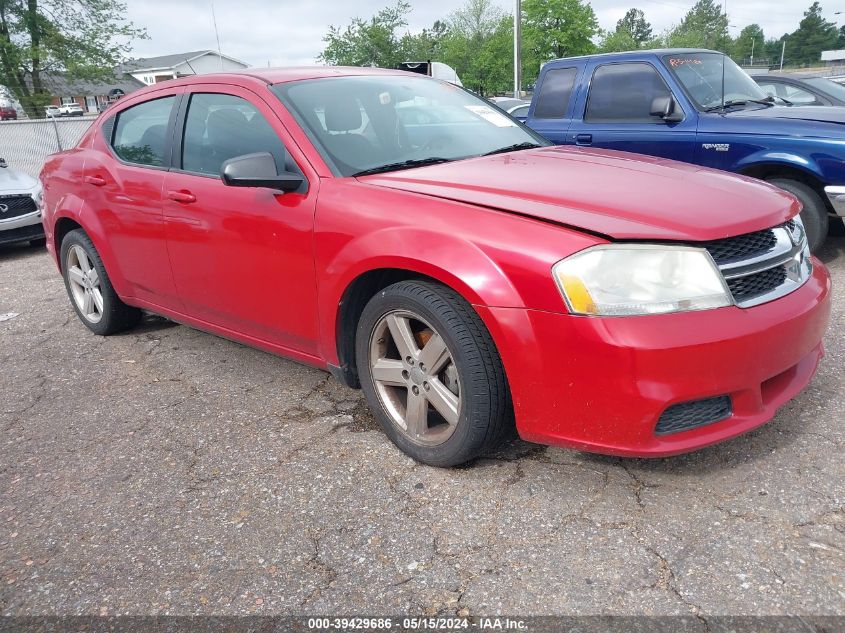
[84,175,106,186]
[574,134,593,146]
[167,190,196,204]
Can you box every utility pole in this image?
[750,38,755,66]
[513,0,521,99]
[780,40,785,71]
[211,0,223,70]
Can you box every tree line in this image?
[319,0,845,96]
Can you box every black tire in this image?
[60,229,141,335]
[767,178,828,253]
[356,280,513,467]
[29,237,47,248]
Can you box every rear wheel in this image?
[61,229,140,335]
[356,280,513,467]
[767,178,828,252]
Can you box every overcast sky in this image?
[124,0,841,67]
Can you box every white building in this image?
[821,50,845,67]
[122,50,249,86]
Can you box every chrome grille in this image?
[701,228,777,265]
[704,220,811,308]
[0,194,37,220]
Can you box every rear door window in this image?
[533,68,578,119]
[111,96,176,167]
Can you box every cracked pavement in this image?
[0,234,843,618]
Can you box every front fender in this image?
[312,179,603,366]
[317,227,526,363]
[327,226,525,305]
[733,149,823,180]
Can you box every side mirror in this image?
[220,152,303,193]
[650,95,683,123]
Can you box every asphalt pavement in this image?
[1,234,843,619]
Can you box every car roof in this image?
[543,48,719,66]
[115,66,435,103]
[171,65,414,87]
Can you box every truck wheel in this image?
[355,280,513,467]
[767,178,828,253]
[60,229,141,335]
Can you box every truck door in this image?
[525,62,586,144]
[567,60,698,162]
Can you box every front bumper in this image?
[0,211,44,245]
[825,186,845,218]
[478,260,831,457]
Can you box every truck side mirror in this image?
[650,95,683,123]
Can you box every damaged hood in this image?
[358,146,798,241]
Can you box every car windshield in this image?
[663,52,770,110]
[271,75,547,177]
[805,77,845,100]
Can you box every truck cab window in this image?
[534,68,577,119]
[585,63,673,123]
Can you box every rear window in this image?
[533,68,578,119]
[805,77,845,100]
[111,96,175,167]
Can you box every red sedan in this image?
[39,67,831,467]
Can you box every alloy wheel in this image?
[66,245,104,323]
[369,310,461,446]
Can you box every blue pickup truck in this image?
[524,48,845,251]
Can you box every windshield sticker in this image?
[668,58,703,67]
[464,105,516,127]
[378,92,391,105]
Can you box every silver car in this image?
[0,158,44,247]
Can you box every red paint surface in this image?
[40,68,831,456]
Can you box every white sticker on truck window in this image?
[464,105,516,127]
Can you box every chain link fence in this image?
[0,117,96,178]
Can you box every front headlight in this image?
[32,184,44,211]
[552,245,733,316]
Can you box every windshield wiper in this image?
[482,142,544,156]
[352,157,452,177]
[705,97,777,112]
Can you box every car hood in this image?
[727,105,845,125]
[358,146,798,241]
[0,167,38,193]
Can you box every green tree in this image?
[0,0,145,118]
[399,20,448,62]
[665,0,731,52]
[522,0,598,79]
[440,0,513,95]
[616,8,652,44]
[597,28,638,53]
[318,1,411,68]
[765,34,789,66]
[786,2,839,66]
[731,24,765,63]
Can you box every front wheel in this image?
[767,178,828,253]
[356,280,513,467]
[60,229,141,335]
